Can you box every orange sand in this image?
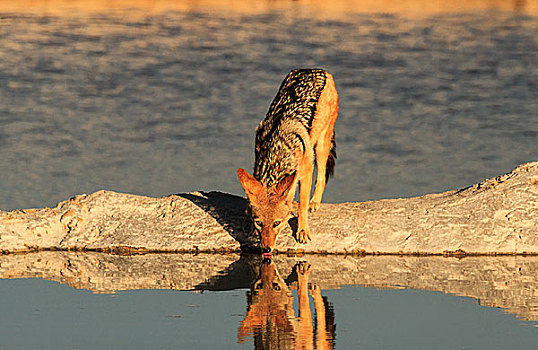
[0,0,536,18]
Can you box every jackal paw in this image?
[309,201,321,213]
[296,261,311,276]
[296,262,311,289]
[309,283,321,295]
[297,227,311,244]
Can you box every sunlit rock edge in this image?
[1,161,537,254]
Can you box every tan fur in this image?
[238,70,339,251]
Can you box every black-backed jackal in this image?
[238,69,339,256]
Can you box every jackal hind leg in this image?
[310,126,334,212]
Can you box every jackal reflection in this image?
[238,260,335,349]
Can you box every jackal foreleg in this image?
[310,127,333,212]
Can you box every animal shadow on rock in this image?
[194,254,262,291]
[177,191,260,252]
[194,254,302,291]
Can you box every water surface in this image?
[0,1,536,210]
[1,252,537,349]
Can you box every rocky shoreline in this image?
[1,162,537,254]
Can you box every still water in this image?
[1,253,538,349]
[1,0,537,349]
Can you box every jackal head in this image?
[237,168,296,255]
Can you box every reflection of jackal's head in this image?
[238,259,294,347]
[237,168,296,255]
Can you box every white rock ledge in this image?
[1,162,537,254]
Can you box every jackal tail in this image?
[325,131,337,182]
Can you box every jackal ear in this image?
[237,168,263,198]
[275,171,297,198]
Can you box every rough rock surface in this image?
[1,252,536,321]
[1,162,537,254]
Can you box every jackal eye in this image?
[254,219,263,228]
[272,220,281,228]
[272,282,281,291]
